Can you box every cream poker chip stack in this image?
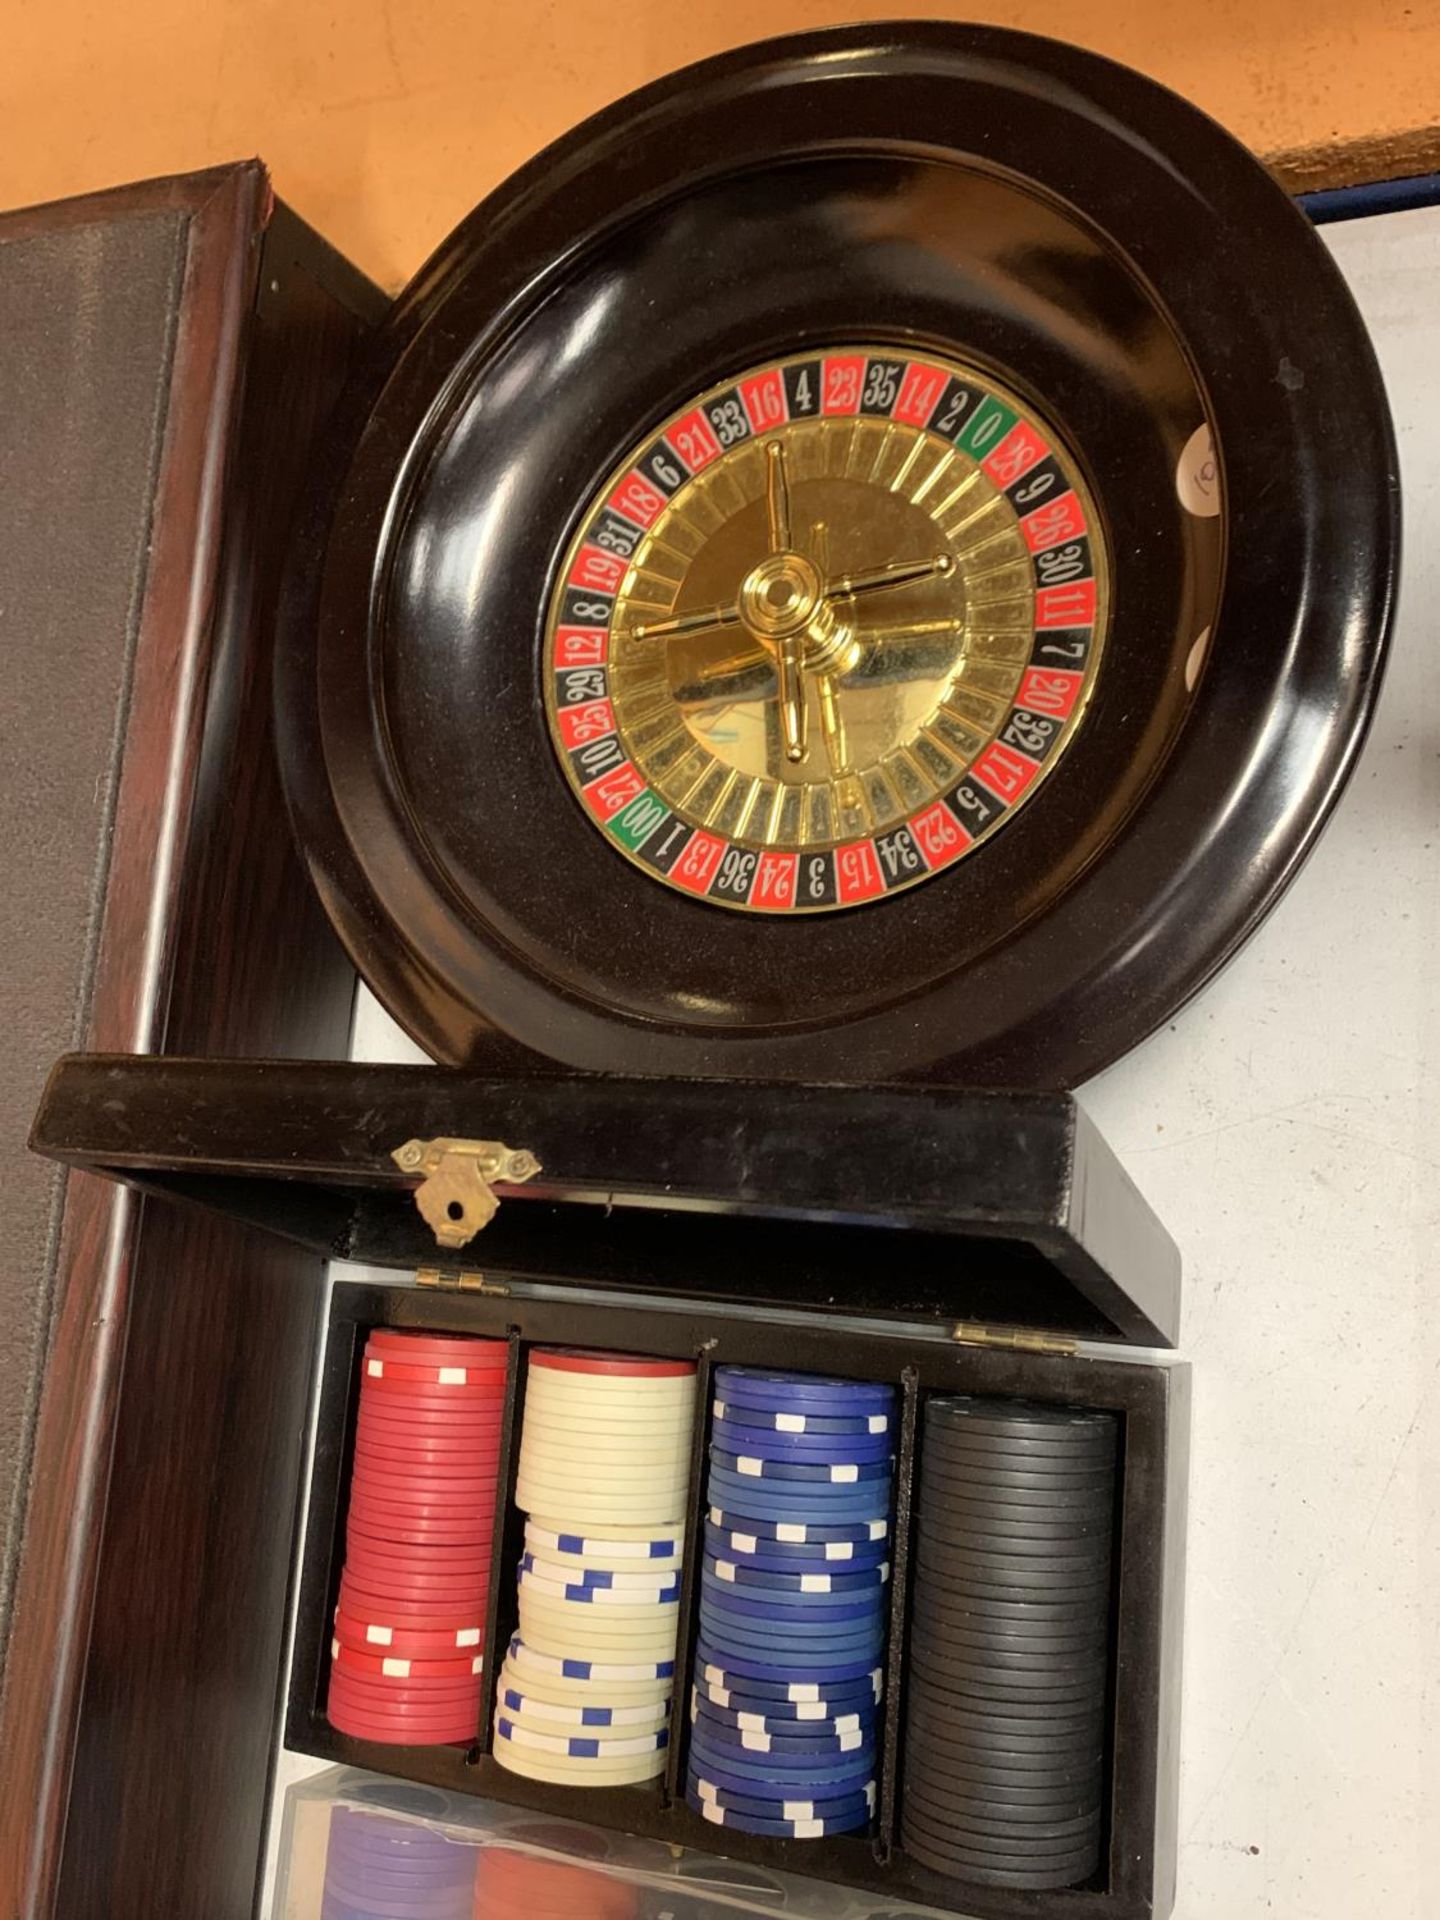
[493,1349,697,1785]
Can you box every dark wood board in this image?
[0,171,384,1919]
[0,163,274,1916]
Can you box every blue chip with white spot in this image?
[714,1405,890,1436]
[696,1640,884,1685]
[690,1706,873,1757]
[686,1792,872,1837]
[689,1772,876,1819]
[694,1671,883,1713]
[698,1581,887,1622]
[688,1731,877,1785]
[691,1684,876,1734]
[706,1464,891,1506]
[684,1739,877,1798]
[709,1506,889,1545]
[711,1417,894,1465]
[711,1447,893,1484]
[712,1398,891,1437]
[698,1630,882,1670]
[698,1598,883,1638]
[712,1368,894,1413]
[706,1471,891,1521]
[703,1520,888,1570]
[704,1553,889,1594]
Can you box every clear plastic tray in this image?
[272,1764,965,1918]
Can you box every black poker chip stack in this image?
[900,1396,1117,1890]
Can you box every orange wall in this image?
[2,1,1436,290]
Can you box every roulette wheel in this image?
[278,22,1398,1086]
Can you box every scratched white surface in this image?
[261,203,1440,1918]
[1082,203,1440,1920]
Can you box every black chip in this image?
[903,1798,1102,1844]
[905,1773,1102,1816]
[905,1721,1103,1755]
[906,1731,1102,1769]
[923,1424,1116,1457]
[913,1613,1105,1649]
[901,1807,1100,1868]
[913,1589,1113,1620]
[908,1777,1101,1816]
[908,1661,1108,1704]
[916,1523,1110,1557]
[913,1612,1113,1643]
[904,1395,1115,1891]
[901,1829,1101,1874]
[900,1850,1098,1892]
[919,1505,1115,1541]
[914,1584,1112,1619]
[910,1606,1110,1647]
[921,1495,1115,1532]
[911,1642,1109,1677]
[913,1553,1111,1593]
[907,1705,1105,1748]
[906,1669,1107,1721]
[919,1462,1117,1495]
[925,1397,1117,1439]
[913,1666,1105,1712]
[903,1802,1102,1848]
[924,1476,1118,1506]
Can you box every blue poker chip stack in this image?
[686,1366,896,1839]
[320,1804,477,1919]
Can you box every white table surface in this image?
[1081,200,1440,1920]
[262,200,1440,1920]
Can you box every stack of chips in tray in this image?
[493,1349,697,1786]
[327,1328,508,1746]
[900,1395,1117,1890]
[472,1846,638,1918]
[687,1367,897,1839]
[321,1805,478,1918]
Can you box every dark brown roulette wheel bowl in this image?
[277,22,1397,1085]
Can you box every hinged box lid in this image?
[30,1050,1179,1347]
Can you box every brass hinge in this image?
[415,1266,510,1296]
[392,1136,541,1248]
[951,1322,1078,1357]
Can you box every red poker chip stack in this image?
[327,1327,509,1746]
[472,1847,637,1919]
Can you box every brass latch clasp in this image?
[391,1136,541,1248]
